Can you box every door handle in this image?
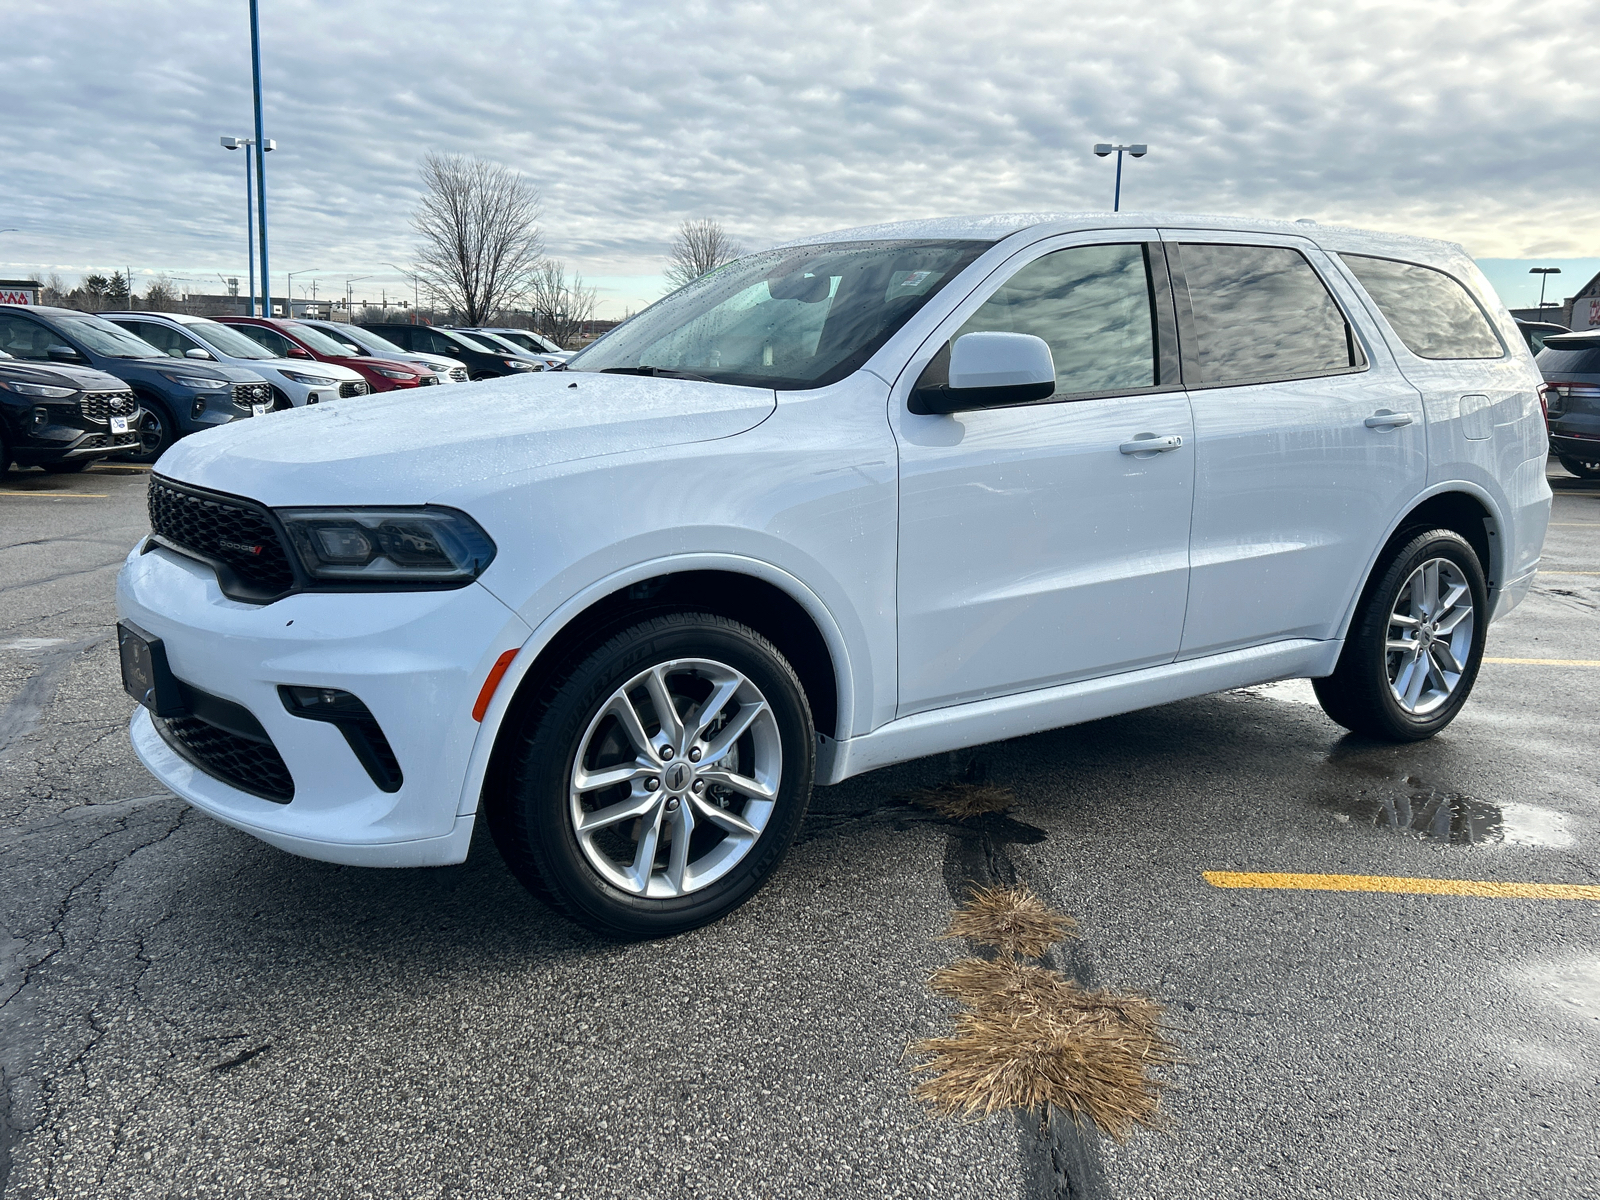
[1119,434,1184,455]
[1364,411,1415,429]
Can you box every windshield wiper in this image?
[600,366,715,383]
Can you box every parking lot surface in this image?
[2,461,1597,1199]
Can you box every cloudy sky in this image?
[3,0,1598,316]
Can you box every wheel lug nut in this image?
[688,747,701,762]
[692,780,705,794]
[666,797,680,811]
[660,746,674,760]
[645,777,660,791]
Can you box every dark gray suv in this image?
[1536,330,1600,478]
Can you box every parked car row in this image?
[0,303,572,471]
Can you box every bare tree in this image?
[411,152,544,326]
[143,275,178,312]
[664,218,742,292]
[527,260,598,349]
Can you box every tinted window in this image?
[571,239,991,390]
[956,243,1156,398]
[369,326,413,351]
[1180,244,1362,386]
[115,320,189,358]
[226,324,295,357]
[1340,255,1503,360]
[1536,340,1600,376]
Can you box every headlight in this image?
[1,380,77,399]
[275,506,496,586]
[280,370,337,386]
[373,367,415,381]
[158,372,229,390]
[504,359,540,371]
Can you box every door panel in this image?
[1170,236,1427,657]
[894,233,1195,715]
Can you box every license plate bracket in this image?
[109,415,129,433]
[118,622,189,718]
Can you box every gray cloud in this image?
[2,0,1596,314]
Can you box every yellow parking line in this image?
[1539,571,1600,575]
[1549,523,1600,527]
[1483,656,1600,666]
[0,491,110,498]
[1204,871,1600,901]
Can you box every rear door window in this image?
[1178,243,1365,387]
[1339,255,1503,360]
[955,243,1158,399]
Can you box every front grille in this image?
[232,382,272,408]
[338,380,368,399]
[154,714,294,802]
[449,366,468,383]
[80,390,138,422]
[77,431,139,450]
[148,478,296,600]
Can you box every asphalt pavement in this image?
[1,459,1596,1199]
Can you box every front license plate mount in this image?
[118,622,189,718]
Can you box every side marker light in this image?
[473,648,519,722]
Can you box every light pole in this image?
[1529,267,1561,319]
[1093,143,1148,213]
[383,263,420,318]
[249,0,272,319]
[221,136,274,315]
[286,270,322,317]
[344,275,373,316]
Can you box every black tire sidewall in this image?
[1557,455,1600,480]
[495,614,815,937]
[1350,530,1489,739]
[128,400,174,462]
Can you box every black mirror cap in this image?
[47,345,83,363]
[910,379,1055,415]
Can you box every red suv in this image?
[218,317,438,393]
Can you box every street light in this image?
[221,135,274,315]
[249,0,272,320]
[285,269,321,317]
[383,263,421,317]
[1529,267,1561,317]
[1093,143,1148,213]
[344,275,373,315]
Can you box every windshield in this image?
[497,328,560,353]
[286,322,364,357]
[58,316,165,359]
[186,320,276,359]
[465,331,528,356]
[443,330,495,352]
[570,239,991,389]
[313,324,398,356]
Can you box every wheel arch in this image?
[462,557,853,819]
[1335,484,1503,645]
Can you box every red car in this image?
[218,317,439,393]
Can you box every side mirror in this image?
[287,346,312,359]
[910,332,1056,415]
[47,344,83,362]
[184,347,214,360]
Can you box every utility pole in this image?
[249,0,272,317]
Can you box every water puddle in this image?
[1319,785,1573,847]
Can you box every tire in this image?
[1313,529,1488,741]
[488,612,815,939]
[1557,455,1600,480]
[40,458,93,474]
[0,432,11,481]
[123,399,176,463]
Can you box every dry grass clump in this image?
[901,781,1016,821]
[910,887,1177,1139]
[942,884,1077,959]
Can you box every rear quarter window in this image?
[1340,254,1504,360]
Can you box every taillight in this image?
[1543,381,1600,419]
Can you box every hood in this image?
[0,359,129,392]
[100,358,267,386]
[250,356,366,381]
[155,369,777,507]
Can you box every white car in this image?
[104,312,369,409]
[299,320,471,384]
[116,212,1551,938]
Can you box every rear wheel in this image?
[1557,454,1600,480]
[1313,529,1488,741]
[488,613,815,939]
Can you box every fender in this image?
[453,552,858,817]
[1328,478,1508,647]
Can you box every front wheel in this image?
[1557,455,1600,480]
[1313,529,1488,741]
[123,401,175,463]
[488,613,816,938]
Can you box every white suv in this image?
[116,213,1551,937]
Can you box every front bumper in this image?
[117,541,531,866]
[12,424,142,463]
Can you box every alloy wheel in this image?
[1386,557,1476,715]
[569,657,781,899]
